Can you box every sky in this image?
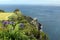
[0,0,60,5]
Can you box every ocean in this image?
[0,5,60,40]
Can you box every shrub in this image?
[0,10,5,13]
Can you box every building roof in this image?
[0,13,13,20]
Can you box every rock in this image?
[0,9,49,40]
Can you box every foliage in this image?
[0,11,49,40]
[0,10,5,13]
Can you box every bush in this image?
[0,11,49,40]
[0,10,5,13]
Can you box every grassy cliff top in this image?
[0,9,49,40]
[0,13,13,20]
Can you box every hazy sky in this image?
[0,0,60,5]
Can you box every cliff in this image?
[0,9,49,40]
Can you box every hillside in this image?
[0,9,49,40]
[0,13,13,20]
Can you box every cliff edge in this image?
[0,9,49,40]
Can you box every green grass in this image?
[0,12,49,40]
[0,13,13,20]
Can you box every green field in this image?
[0,11,49,40]
[0,13,13,20]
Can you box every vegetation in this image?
[0,13,13,20]
[0,9,49,40]
[0,10,5,13]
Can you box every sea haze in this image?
[0,5,60,40]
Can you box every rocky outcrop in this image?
[0,9,49,40]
